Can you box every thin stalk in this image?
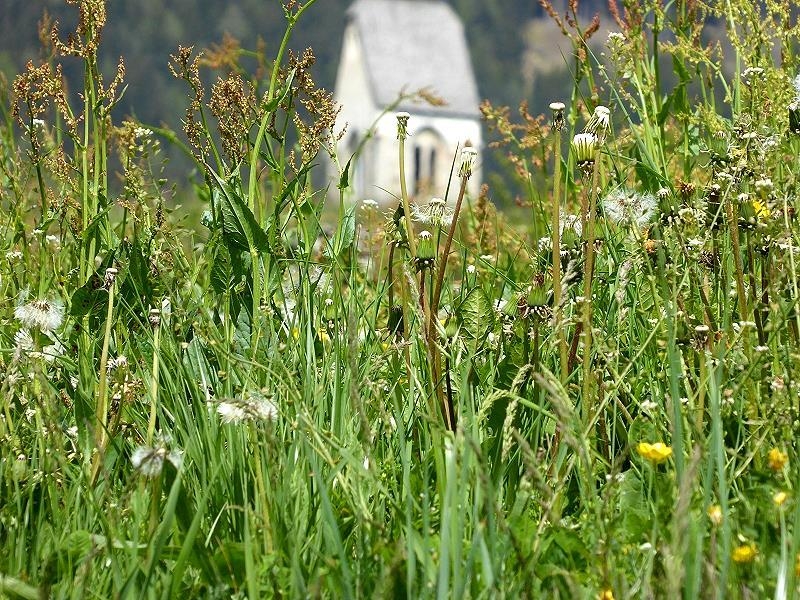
[551,128,567,383]
[580,158,601,424]
[146,309,162,446]
[399,134,417,259]
[90,271,116,483]
[248,0,318,223]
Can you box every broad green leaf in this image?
[458,287,493,342]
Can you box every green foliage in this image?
[4,1,800,598]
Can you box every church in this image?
[331,0,482,203]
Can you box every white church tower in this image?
[331,0,482,204]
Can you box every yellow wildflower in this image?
[774,491,788,507]
[599,590,614,600]
[707,504,723,526]
[768,447,789,471]
[732,544,757,564]
[752,200,770,220]
[636,442,673,464]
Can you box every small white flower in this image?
[131,445,183,478]
[214,390,278,424]
[15,297,64,332]
[607,31,625,44]
[7,250,23,261]
[361,198,379,210]
[107,355,129,374]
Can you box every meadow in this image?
[2,0,800,597]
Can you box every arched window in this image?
[412,128,446,196]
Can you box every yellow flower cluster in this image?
[774,491,788,507]
[707,504,723,526]
[768,447,789,471]
[732,544,757,564]
[636,442,673,464]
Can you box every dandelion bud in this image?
[586,105,611,142]
[414,230,435,271]
[445,318,458,340]
[103,267,118,290]
[707,504,723,526]
[396,111,410,140]
[388,304,404,338]
[571,133,597,174]
[789,102,800,134]
[459,146,478,179]
[521,272,552,321]
[549,101,566,132]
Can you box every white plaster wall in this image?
[330,23,379,200]
[330,23,483,204]
[369,111,483,204]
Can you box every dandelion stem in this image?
[580,157,601,425]
[146,309,162,446]
[551,125,566,383]
[91,273,116,483]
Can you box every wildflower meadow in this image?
[2,0,800,597]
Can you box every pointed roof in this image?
[346,0,480,117]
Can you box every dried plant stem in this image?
[426,174,469,432]
[430,174,468,331]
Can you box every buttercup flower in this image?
[774,491,788,506]
[636,442,673,464]
[768,447,788,471]
[732,544,757,564]
[707,504,723,526]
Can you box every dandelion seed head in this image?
[602,189,658,228]
[412,197,454,228]
[131,444,182,478]
[559,214,583,238]
[214,390,278,424]
[14,297,64,332]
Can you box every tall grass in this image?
[1,0,800,597]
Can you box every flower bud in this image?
[459,146,478,179]
[414,230,435,271]
[571,133,597,173]
[549,101,566,132]
[396,111,410,140]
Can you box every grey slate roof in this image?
[346,0,481,117]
